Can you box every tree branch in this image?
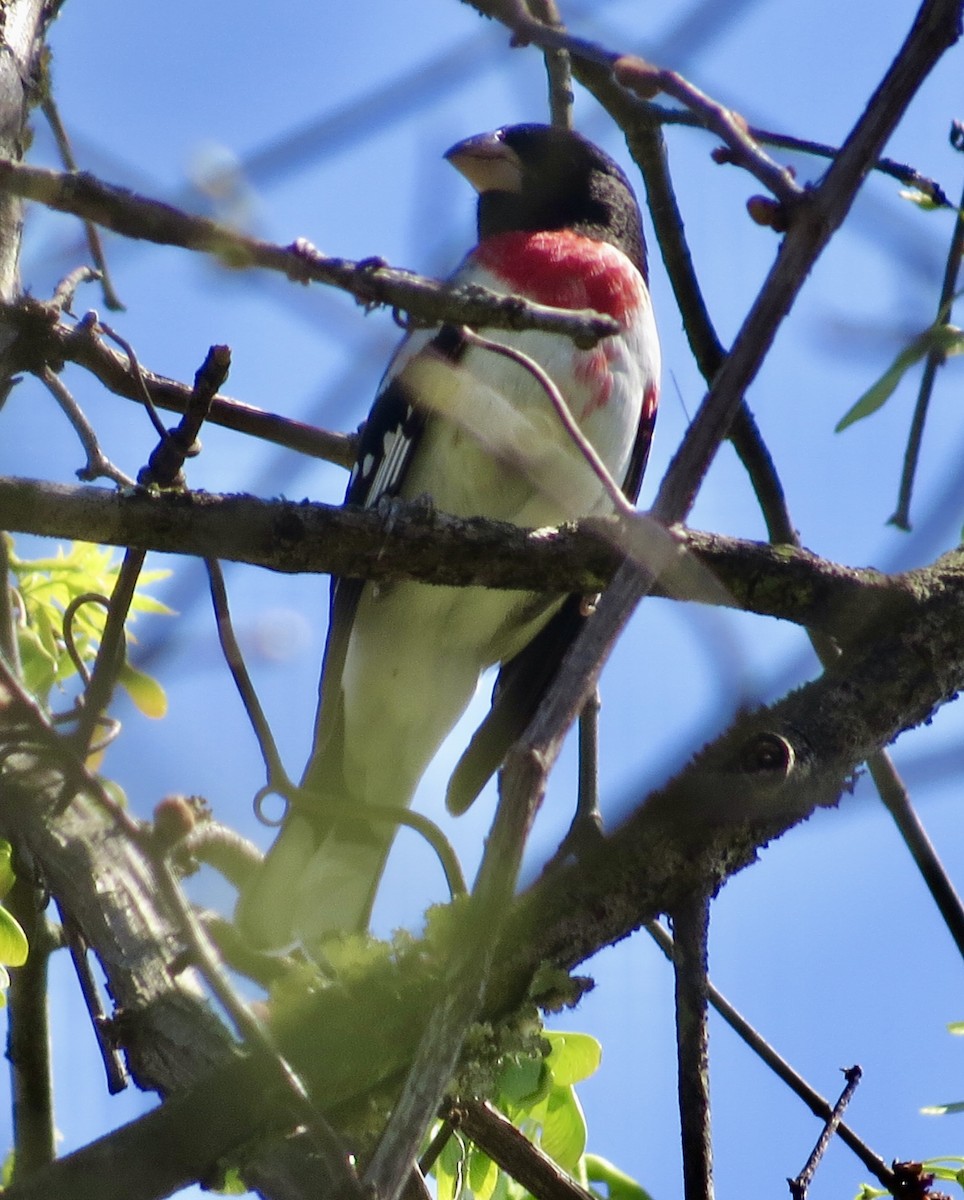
[2,296,355,466]
[0,161,621,346]
[0,474,936,637]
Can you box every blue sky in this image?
[1,1,963,1197]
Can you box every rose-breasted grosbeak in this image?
[238,124,660,951]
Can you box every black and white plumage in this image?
[237,124,660,951]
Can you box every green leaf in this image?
[118,662,168,718]
[498,1055,549,1108]
[898,187,948,211]
[214,1165,248,1195]
[468,1148,498,1200]
[948,1020,964,1035]
[8,540,172,701]
[435,1131,467,1200]
[0,842,16,902]
[544,1031,602,1087]
[526,1085,587,1172]
[0,906,28,967]
[836,323,964,433]
[921,1100,964,1115]
[584,1155,653,1200]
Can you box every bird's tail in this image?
[235,809,394,954]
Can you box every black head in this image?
[445,123,647,280]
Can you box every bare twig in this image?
[95,319,171,440]
[39,95,124,311]
[417,1115,457,1176]
[73,344,229,752]
[612,57,801,209]
[138,344,229,487]
[59,913,129,1094]
[468,0,801,205]
[890,123,964,530]
[456,1099,597,1200]
[206,557,295,798]
[788,1067,863,1200]
[526,0,573,130]
[867,756,964,958]
[69,547,144,756]
[38,366,136,488]
[0,160,621,345]
[0,531,21,672]
[3,294,354,465]
[645,924,896,1193]
[671,893,714,1200]
[51,265,101,313]
[576,687,603,838]
[456,326,635,517]
[6,880,58,1179]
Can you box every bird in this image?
[236,123,661,953]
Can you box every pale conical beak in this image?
[444,130,523,194]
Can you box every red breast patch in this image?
[472,230,644,324]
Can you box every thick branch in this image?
[0,473,935,636]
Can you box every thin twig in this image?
[612,57,801,209]
[51,265,101,313]
[39,95,124,311]
[0,531,21,673]
[69,547,144,756]
[59,912,129,1094]
[788,1067,862,1200]
[73,344,227,753]
[867,755,964,958]
[890,124,964,530]
[457,327,635,517]
[527,0,573,130]
[2,294,354,465]
[417,1115,457,1176]
[0,159,621,345]
[671,893,714,1200]
[61,592,108,685]
[576,687,603,837]
[206,558,294,796]
[6,881,58,1178]
[469,0,801,205]
[38,367,136,488]
[147,847,365,1200]
[95,320,169,439]
[646,923,896,1192]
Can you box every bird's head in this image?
[445,123,647,279]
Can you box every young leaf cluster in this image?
[5,536,170,716]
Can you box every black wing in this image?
[301,369,426,792]
[445,395,657,814]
